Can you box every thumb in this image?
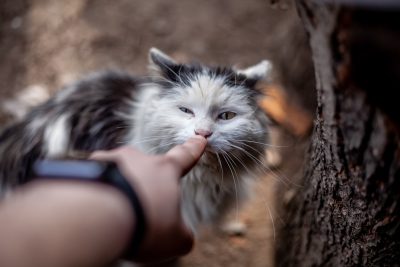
[165,136,207,176]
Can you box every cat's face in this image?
[147,48,271,155]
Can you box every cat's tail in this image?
[0,120,46,193]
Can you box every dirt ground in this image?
[0,1,310,266]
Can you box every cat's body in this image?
[0,48,271,230]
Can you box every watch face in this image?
[31,160,109,181]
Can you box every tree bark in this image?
[276,1,400,266]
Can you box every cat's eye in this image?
[218,111,236,120]
[179,107,194,115]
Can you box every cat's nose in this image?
[194,129,213,138]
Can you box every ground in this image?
[0,1,309,266]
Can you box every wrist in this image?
[0,180,135,267]
[31,159,147,259]
[28,180,136,263]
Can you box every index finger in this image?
[165,136,207,176]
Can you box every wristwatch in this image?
[31,159,146,258]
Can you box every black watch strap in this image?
[103,163,146,258]
[31,159,147,258]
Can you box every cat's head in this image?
[145,48,270,156]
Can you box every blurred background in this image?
[0,0,315,266]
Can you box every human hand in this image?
[91,135,207,263]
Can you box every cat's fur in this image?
[0,48,271,230]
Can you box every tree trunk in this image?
[276,1,400,266]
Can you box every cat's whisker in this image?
[235,139,290,148]
[140,76,179,89]
[215,151,225,190]
[236,142,303,188]
[228,150,258,179]
[222,145,280,242]
[221,152,240,221]
[226,142,293,188]
[196,76,205,98]
[233,141,267,159]
[233,141,293,183]
[264,198,276,242]
[257,185,286,226]
[265,166,303,188]
[237,141,303,188]
[238,75,249,88]
[258,176,286,241]
[225,150,283,240]
[178,67,186,88]
[224,144,268,177]
[234,72,238,87]
[159,60,186,86]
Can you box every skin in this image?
[0,135,207,267]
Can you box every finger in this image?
[89,150,119,162]
[165,136,207,176]
[90,146,143,162]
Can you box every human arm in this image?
[0,136,207,267]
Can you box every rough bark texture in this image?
[277,2,400,266]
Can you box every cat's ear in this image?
[148,48,178,75]
[237,60,272,81]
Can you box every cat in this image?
[0,48,271,231]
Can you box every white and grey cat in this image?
[0,48,271,231]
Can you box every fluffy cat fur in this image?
[0,48,271,231]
